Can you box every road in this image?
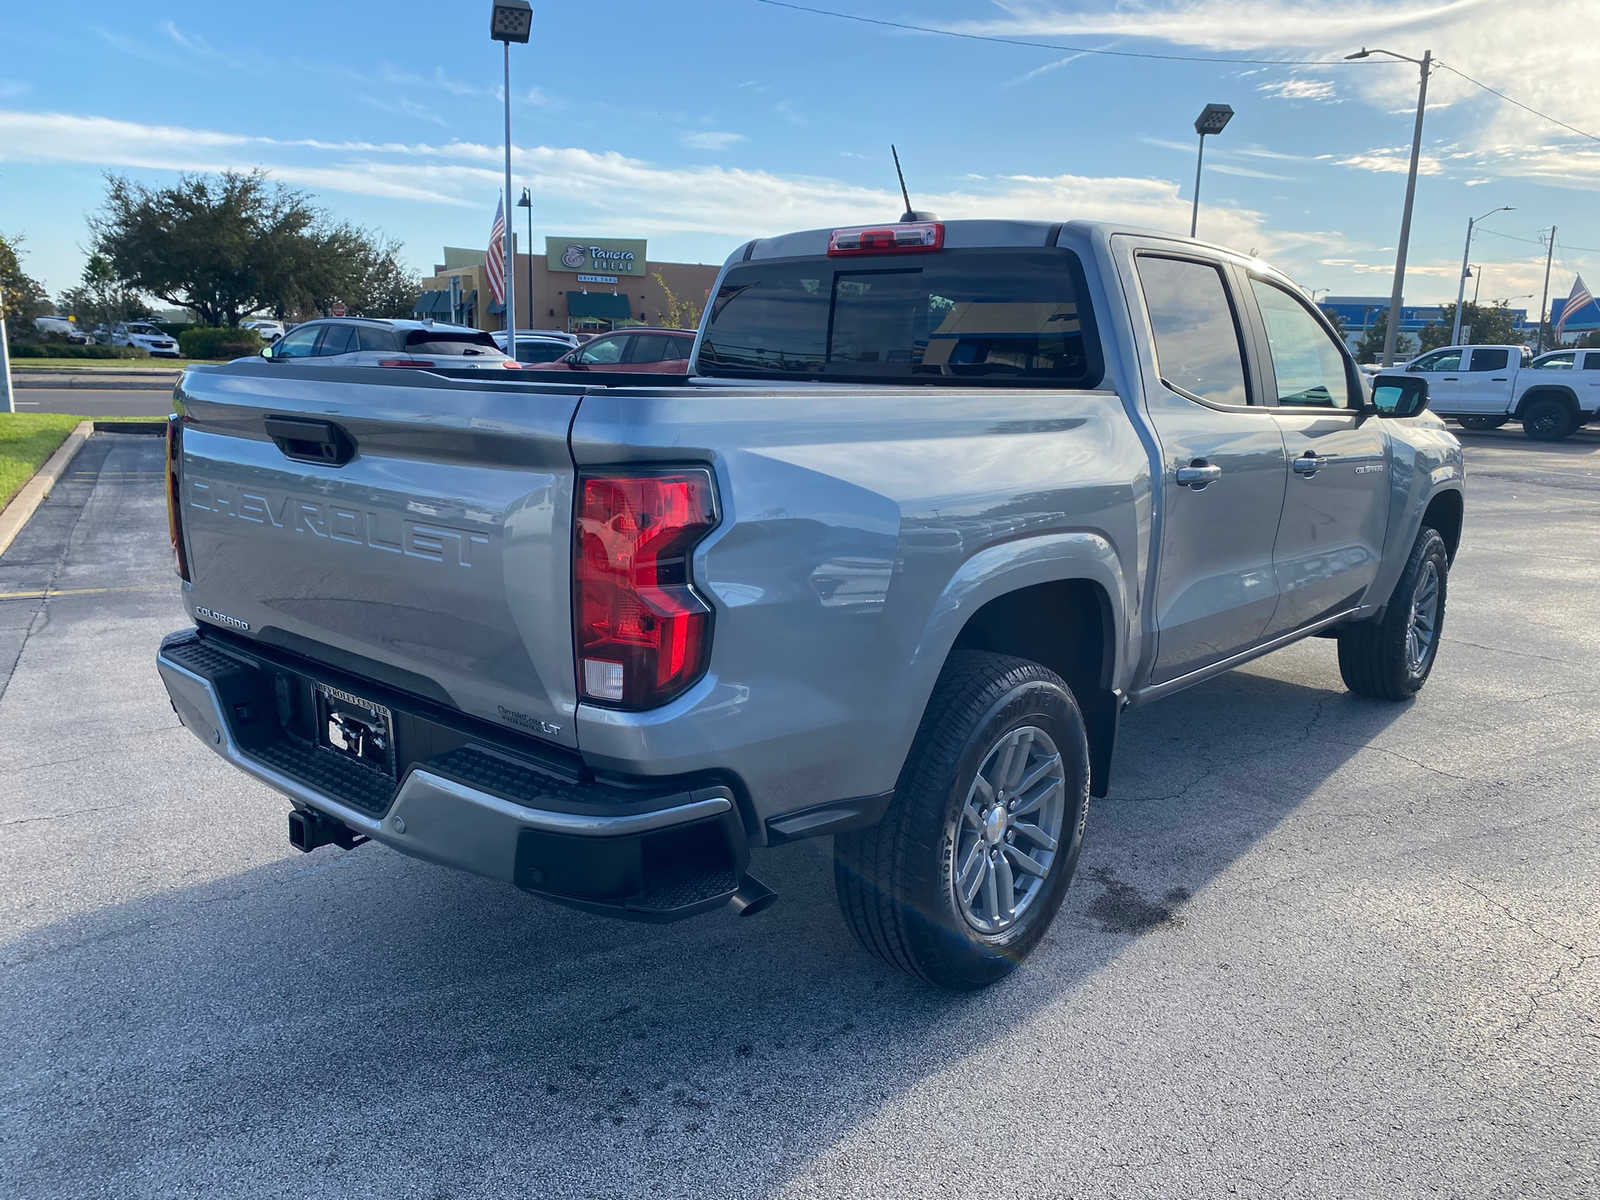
[1,430,1596,1199]
[9,387,173,417]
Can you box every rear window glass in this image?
[697,248,1102,387]
[1470,348,1509,371]
[403,330,501,356]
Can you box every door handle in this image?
[1175,460,1223,489]
[264,415,356,466]
[1491,377,1507,382]
[1293,452,1327,477]
[1441,376,1459,381]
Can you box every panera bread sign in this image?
[546,236,647,277]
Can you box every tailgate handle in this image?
[264,416,356,467]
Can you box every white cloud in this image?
[680,130,747,151]
[774,100,807,126]
[1210,163,1292,181]
[1335,148,1446,175]
[1258,78,1339,103]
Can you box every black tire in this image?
[834,651,1091,990]
[1456,416,1507,431]
[1336,526,1449,700]
[1522,396,1577,442]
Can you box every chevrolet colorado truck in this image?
[157,218,1464,989]
[1405,343,1600,440]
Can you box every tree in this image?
[0,233,52,323]
[89,169,419,326]
[1417,301,1519,351]
[653,271,704,330]
[57,253,151,329]
[1321,306,1348,343]
[1354,309,1415,363]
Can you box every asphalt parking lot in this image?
[2,428,1596,1199]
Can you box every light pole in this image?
[490,0,532,336]
[0,285,13,415]
[517,187,534,331]
[1190,103,1234,238]
[1450,205,1513,345]
[1347,46,1431,366]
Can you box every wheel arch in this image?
[1514,384,1580,421]
[1422,487,1464,564]
[908,535,1130,799]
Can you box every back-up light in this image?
[828,221,944,256]
[574,469,718,708]
[165,414,190,582]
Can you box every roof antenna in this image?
[891,144,935,223]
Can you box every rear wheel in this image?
[1456,415,1507,431]
[1522,396,1577,442]
[834,652,1090,990]
[1337,526,1449,700]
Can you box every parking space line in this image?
[0,583,171,602]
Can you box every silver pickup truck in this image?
[157,218,1464,989]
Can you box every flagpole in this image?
[501,40,516,337]
[1536,227,1555,354]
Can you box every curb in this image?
[14,376,177,391]
[94,420,168,435]
[0,421,95,560]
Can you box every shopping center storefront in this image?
[415,236,719,333]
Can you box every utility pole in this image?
[1451,205,1513,346]
[1348,47,1431,366]
[1536,226,1556,354]
[0,285,14,415]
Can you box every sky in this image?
[2,0,1598,317]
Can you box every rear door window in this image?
[627,334,670,363]
[661,336,690,361]
[1469,348,1509,372]
[316,324,357,356]
[356,326,396,353]
[1134,255,1251,407]
[698,247,1101,386]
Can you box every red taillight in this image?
[574,469,717,708]
[500,360,523,369]
[377,358,436,368]
[828,221,944,256]
[165,414,190,582]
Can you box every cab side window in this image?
[1135,255,1251,407]
[1535,352,1575,370]
[1469,348,1508,372]
[1411,349,1462,372]
[1249,280,1355,408]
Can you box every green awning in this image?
[567,292,631,320]
[412,290,438,315]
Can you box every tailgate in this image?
[174,364,582,748]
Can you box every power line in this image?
[1434,63,1600,144]
[1476,228,1600,255]
[753,3,1600,147]
[751,0,1392,66]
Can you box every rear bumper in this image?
[157,629,749,921]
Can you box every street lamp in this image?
[490,0,532,336]
[1450,205,1513,345]
[1190,103,1234,238]
[516,187,534,332]
[1347,46,1432,366]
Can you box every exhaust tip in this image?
[728,874,777,918]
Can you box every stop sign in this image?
[331,302,347,317]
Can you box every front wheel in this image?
[834,651,1091,990]
[1336,526,1449,700]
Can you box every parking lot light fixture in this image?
[1190,104,1233,238]
[490,0,532,336]
[1347,46,1432,367]
[1451,206,1514,345]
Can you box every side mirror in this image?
[1371,373,1429,418]
[259,344,274,359]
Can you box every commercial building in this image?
[1320,296,1530,358]
[414,236,720,334]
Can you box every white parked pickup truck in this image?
[1404,344,1600,440]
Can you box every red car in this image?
[527,327,695,374]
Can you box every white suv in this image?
[112,322,181,358]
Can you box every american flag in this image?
[1554,274,1592,339]
[484,194,507,308]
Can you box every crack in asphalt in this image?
[1330,741,1469,781]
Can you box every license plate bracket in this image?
[314,682,396,777]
